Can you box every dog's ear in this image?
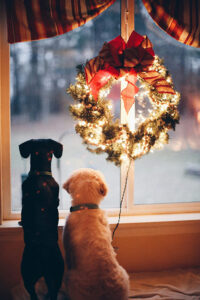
[99,182,108,197]
[49,139,63,158]
[19,140,33,158]
[63,178,71,194]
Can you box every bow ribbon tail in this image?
[121,73,139,114]
[139,71,175,94]
[88,70,113,100]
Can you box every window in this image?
[6,0,122,220]
[1,0,200,222]
[133,0,200,211]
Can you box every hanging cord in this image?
[112,159,132,241]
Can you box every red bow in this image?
[98,31,154,70]
[85,31,174,114]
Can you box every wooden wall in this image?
[1,220,200,300]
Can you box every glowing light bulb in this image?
[166,77,172,83]
[84,85,90,91]
[120,153,128,162]
[79,121,86,126]
[133,143,142,156]
[107,103,113,110]
[99,89,110,98]
[121,143,127,149]
[147,127,153,134]
[98,120,105,126]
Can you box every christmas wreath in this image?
[67,31,180,165]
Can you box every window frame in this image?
[0,0,12,223]
[1,0,200,223]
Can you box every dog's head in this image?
[19,139,63,171]
[63,168,108,206]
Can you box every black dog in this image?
[19,139,64,300]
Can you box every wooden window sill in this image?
[1,213,200,238]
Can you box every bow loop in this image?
[85,56,103,84]
[140,36,154,50]
[126,30,144,48]
[99,36,125,67]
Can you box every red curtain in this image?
[5,0,116,43]
[143,0,200,48]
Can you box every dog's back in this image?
[63,209,129,300]
[22,174,59,244]
[19,139,64,300]
[63,209,111,266]
[62,168,129,300]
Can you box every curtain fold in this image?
[5,0,116,44]
[142,0,200,48]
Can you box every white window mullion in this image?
[120,0,135,212]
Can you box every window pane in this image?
[134,0,200,204]
[10,0,121,211]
